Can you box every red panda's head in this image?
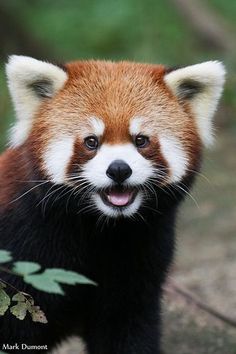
[6,56,225,217]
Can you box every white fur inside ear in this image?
[6,55,68,147]
[164,61,226,146]
[9,120,33,148]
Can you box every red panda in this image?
[0,56,225,353]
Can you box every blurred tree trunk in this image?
[0,3,54,60]
[169,0,236,54]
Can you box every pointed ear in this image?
[6,55,68,146]
[164,61,226,146]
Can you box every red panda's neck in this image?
[0,147,35,208]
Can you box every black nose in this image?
[106,160,132,184]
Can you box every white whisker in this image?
[10,180,51,204]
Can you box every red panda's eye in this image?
[135,135,149,148]
[84,136,99,150]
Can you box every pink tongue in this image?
[108,191,132,206]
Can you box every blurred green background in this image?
[0,0,235,151]
[0,1,236,353]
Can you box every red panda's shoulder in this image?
[0,148,26,208]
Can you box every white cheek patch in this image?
[130,117,189,184]
[43,136,75,184]
[159,135,189,183]
[82,143,153,189]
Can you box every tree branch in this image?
[165,280,236,328]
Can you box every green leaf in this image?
[0,250,12,263]
[24,274,64,295]
[10,302,27,320]
[24,268,96,294]
[12,292,26,302]
[43,268,97,286]
[0,288,11,316]
[11,292,47,324]
[25,297,34,306]
[12,261,41,275]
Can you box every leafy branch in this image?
[0,250,97,324]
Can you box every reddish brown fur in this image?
[66,138,96,178]
[138,138,171,180]
[0,59,211,354]
[0,148,29,208]
[1,60,202,189]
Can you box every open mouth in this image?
[100,186,138,208]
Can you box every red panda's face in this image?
[6,57,225,217]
